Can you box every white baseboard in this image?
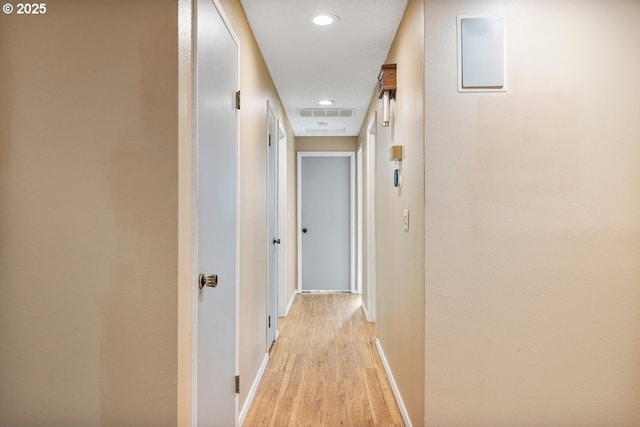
[238,353,269,426]
[361,302,370,321]
[375,338,412,427]
[284,290,297,316]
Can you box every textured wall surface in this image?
[425,1,640,425]
[0,1,179,426]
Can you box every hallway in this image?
[243,293,404,427]
[4,1,640,426]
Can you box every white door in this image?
[298,153,354,292]
[195,0,238,425]
[266,107,278,349]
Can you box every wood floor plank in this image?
[243,293,404,427]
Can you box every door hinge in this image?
[268,134,271,147]
[235,90,241,110]
[268,315,271,328]
[235,375,240,394]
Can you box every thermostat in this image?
[390,145,404,161]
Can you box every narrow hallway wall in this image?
[424,1,640,425]
[0,1,178,426]
[296,136,358,152]
[359,0,425,424]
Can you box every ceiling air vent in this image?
[304,127,347,135]
[297,108,356,118]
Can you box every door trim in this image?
[178,0,241,425]
[365,116,377,322]
[356,145,363,295]
[177,1,195,425]
[276,121,288,316]
[297,151,356,294]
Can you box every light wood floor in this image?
[243,292,404,427]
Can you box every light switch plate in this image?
[402,208,409,232]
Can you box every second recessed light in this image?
[311,14,340,26]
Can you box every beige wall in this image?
[0,2,178,426]
[296,136,358,152]
[359,1,426,425]
[219,0,297,411]
[424,1,640,426]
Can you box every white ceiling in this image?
[240,0,408,137]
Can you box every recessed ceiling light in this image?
[318,99,334,106]
[311,14,340,26]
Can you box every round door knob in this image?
[199,273,218,289]
[302,228,308,233]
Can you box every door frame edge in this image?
[177,0,195,425]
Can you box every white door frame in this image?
[366,117,377,322]
[178,0,241,425]
[276,121,288,316]
[297,151,356,293]
[177,0,195,423]
[357,145,363,295]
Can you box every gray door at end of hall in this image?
[301,156,350,291]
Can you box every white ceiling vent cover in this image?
[297,108,356,118]
[304,127,347,135]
